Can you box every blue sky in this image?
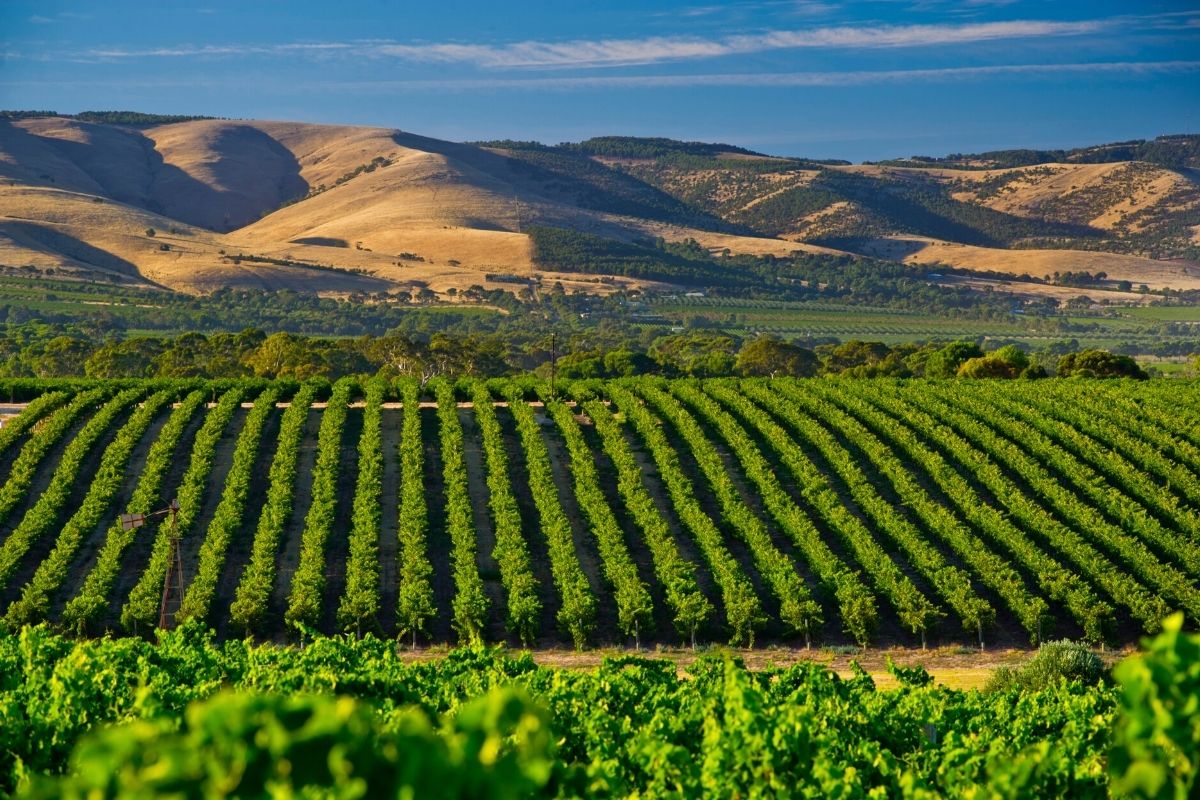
[1,0,1197,160]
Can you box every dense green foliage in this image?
[1109,613,1199,798]
[0,622,1196,797]
[21,688,551,800]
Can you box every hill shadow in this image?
[144,125,308,231]
[9,120,309,233]
[14,119,155,205]
[0,219,146,281]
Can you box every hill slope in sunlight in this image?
[1,116,1196,296]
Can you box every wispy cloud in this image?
[63,18,1111,69]
[296,59,1200,91]
[28,10,91,24]
[5,60,1193,93]
[83,42,354,58]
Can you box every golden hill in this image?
[0,117,812,295]
[1,116,1196,299]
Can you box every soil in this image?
[374,407,402,636]
[497,405,563,647]
[418,405,456,643]
[613,413,726,643]
[535,409,620,644]
[575,415,681,644]
[176,406,250,598]
[392,643,1131,690]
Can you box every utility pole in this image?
[120,498,183,631]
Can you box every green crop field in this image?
[643,296,1200,350]
[0,377,1196,653]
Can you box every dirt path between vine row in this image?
[0,406,93,536]
[419,405,456,644]
[375,407,402,637]
[50,404,174,617]
[0,397,69,486]
[827,387,1093,646]
[576,417,679,645]
[267,408,322,636]
[747,390,1031,648]
[497,406,562,648]
[681,390,914,646]
[639,396,791,641]
[616,420,725,644]
[671,395,841,640]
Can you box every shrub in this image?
[986,639,1105,692]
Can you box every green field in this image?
[1122,305,1200,321]
[645,296,1200,349]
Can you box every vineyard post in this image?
[158,499,183,630]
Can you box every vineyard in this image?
[2,618,1197,797]
[0,377,1197,650]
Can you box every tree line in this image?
[0,322,1148,382]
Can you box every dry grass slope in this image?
[0,117,805,295]
[1,116,1196,298]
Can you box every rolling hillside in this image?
[0,113,1196,298]
[602,135,1200,289]
[0,115,805,296]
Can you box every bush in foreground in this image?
[3,619,1197,797]
[986,639,1107,692]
